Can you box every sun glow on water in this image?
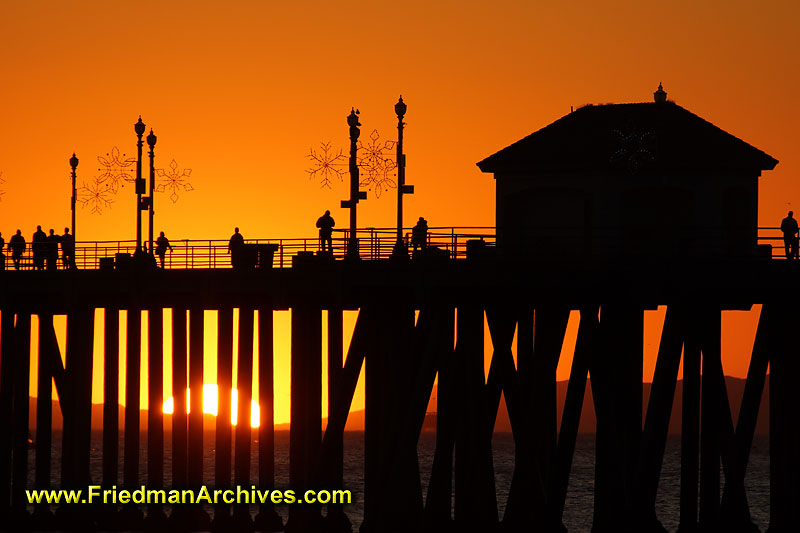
[162,384,260,427]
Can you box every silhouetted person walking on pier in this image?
[9,230,25,270]
[229,227,245,268]
[781,211,799,260]
[32,225,46,270]
[46,229,60,270]
[412,217,428,252]
[44,229,55,270]
[155,231,173,268]
[316,210,335,254]
[61,228,75,269]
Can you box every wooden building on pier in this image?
[477,85,779,261]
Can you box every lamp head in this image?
[69,153,79,169]
[146,129,157,147]
[347,108,361,127]
[134,116,146,136]
[395,95,407,119]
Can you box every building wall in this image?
[495,171,759,262]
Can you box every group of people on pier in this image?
[1,211,435,271]
[0,226,75,270]
[0,226,175,270]
[313,210,430,255]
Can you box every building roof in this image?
[476,101,778,175]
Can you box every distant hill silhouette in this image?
[27,376,769,435]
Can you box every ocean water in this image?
[26,431,770,531]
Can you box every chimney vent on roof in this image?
[654,82,667,103]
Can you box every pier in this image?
[0,231,798,532]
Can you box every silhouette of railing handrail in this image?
[0,227,498,270]
[756,227,800,259]
[2,226,797,270]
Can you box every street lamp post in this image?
[134,117,146,253]
[146,129,157,256]
[393,96,413,256]
[69,153,79,241]
[341,108,367,258]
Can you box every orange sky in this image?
[2,1,797,421]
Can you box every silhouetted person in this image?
[32,225,46,270]
[228,227,245,268]
[0,232,4,270]
[9,230,25,270]
[412,217,429,252]
[316,210,335,254]
[781,211,799,260]
[46,229,60,270]
[155,231,172,268]
[61,228,75,269]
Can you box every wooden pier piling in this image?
[187,308,209,529]
[103,309,120,489]
[123,309,142,493]
[11,313,30,512]
[254,307,282,531]
[146,308,165,524]
[213,307,234,526]
[286,305,322,532]
[171,308,188,490]
[233,306,254,526]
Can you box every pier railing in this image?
[0,227,497,270]
[1,226,797,270]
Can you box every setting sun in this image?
[162,384,260,427]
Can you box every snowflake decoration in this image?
[610,128,656,174]
[156,159,194,203]
[307,142,347,189]
[97,146,136,193]
[78,178,114,214]
[0,171,5,202]
[357,129,397,198]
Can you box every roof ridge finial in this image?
[654,82,667,103]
